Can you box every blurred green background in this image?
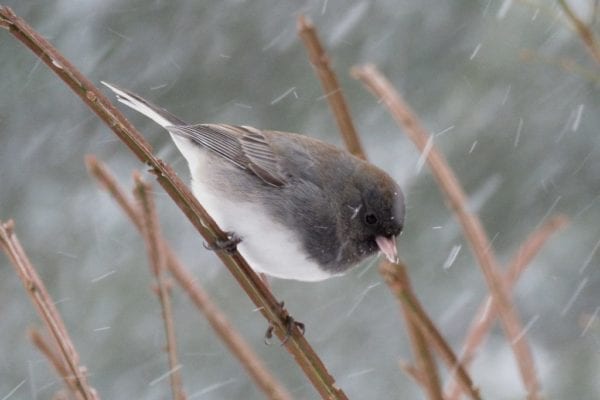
[1,1,599,399]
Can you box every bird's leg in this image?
[264,301,305,345]
[203,236,305,344]
[203,232,242,254]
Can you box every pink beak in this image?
[375,236,398,263]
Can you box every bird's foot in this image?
[264,302,305,345]
[203,232,242,254]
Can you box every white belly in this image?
[191,179,333,281]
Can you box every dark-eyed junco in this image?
[102,82,405,281]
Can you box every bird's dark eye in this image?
[365,213,378,225]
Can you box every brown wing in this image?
[166,123,287,187]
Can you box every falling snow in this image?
[443,245,462,270]
[270,87,297,105]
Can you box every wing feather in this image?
[166,123,287,187]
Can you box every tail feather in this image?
[101,81,186,127]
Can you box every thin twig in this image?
[0,220,99,400]
[397,274,444,400]
[30,330,93,400]
[558,0,600,65]
[86,157,140,224]
[86,156,292,400]
[446,214,569,400]
[353,64,541,399]
[297,15,366,160]
[380,260,480,400]
[29,329,70,390]
[398,360,426,387]
[133,174,186,400]
[0,7,345,399]
[503,215,569,290]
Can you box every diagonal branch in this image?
[558,0,600,65]
[86,156,292,400]
[29,329,71,393]
[446,214,569,400]
[353,64,541,399]
[298,15,366,160]
[0,221,99,400]
[380,261,481,400]
[0,7,345,399]
[133,174,187,400]
[397,278,444,400]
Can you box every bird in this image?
[102,82,405,282]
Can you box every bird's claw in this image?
[264,302,305,345]
[203,232,241,254]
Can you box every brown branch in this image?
[398,360,426,387]
[297,15,366,160]
[30,329,94,400]
[400,278,443,400]
[133,174,186,400]
[353,64,541,399]
[558,0,600,65]
[29,329,71,392]
[86,158,140,225]
[446,214,569,400]
[0,220,99,400]
[0,7,345,399]
[503,215,569,289]
[86,156,293,400]
[380,260,480,400]
[397,274,444,400]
